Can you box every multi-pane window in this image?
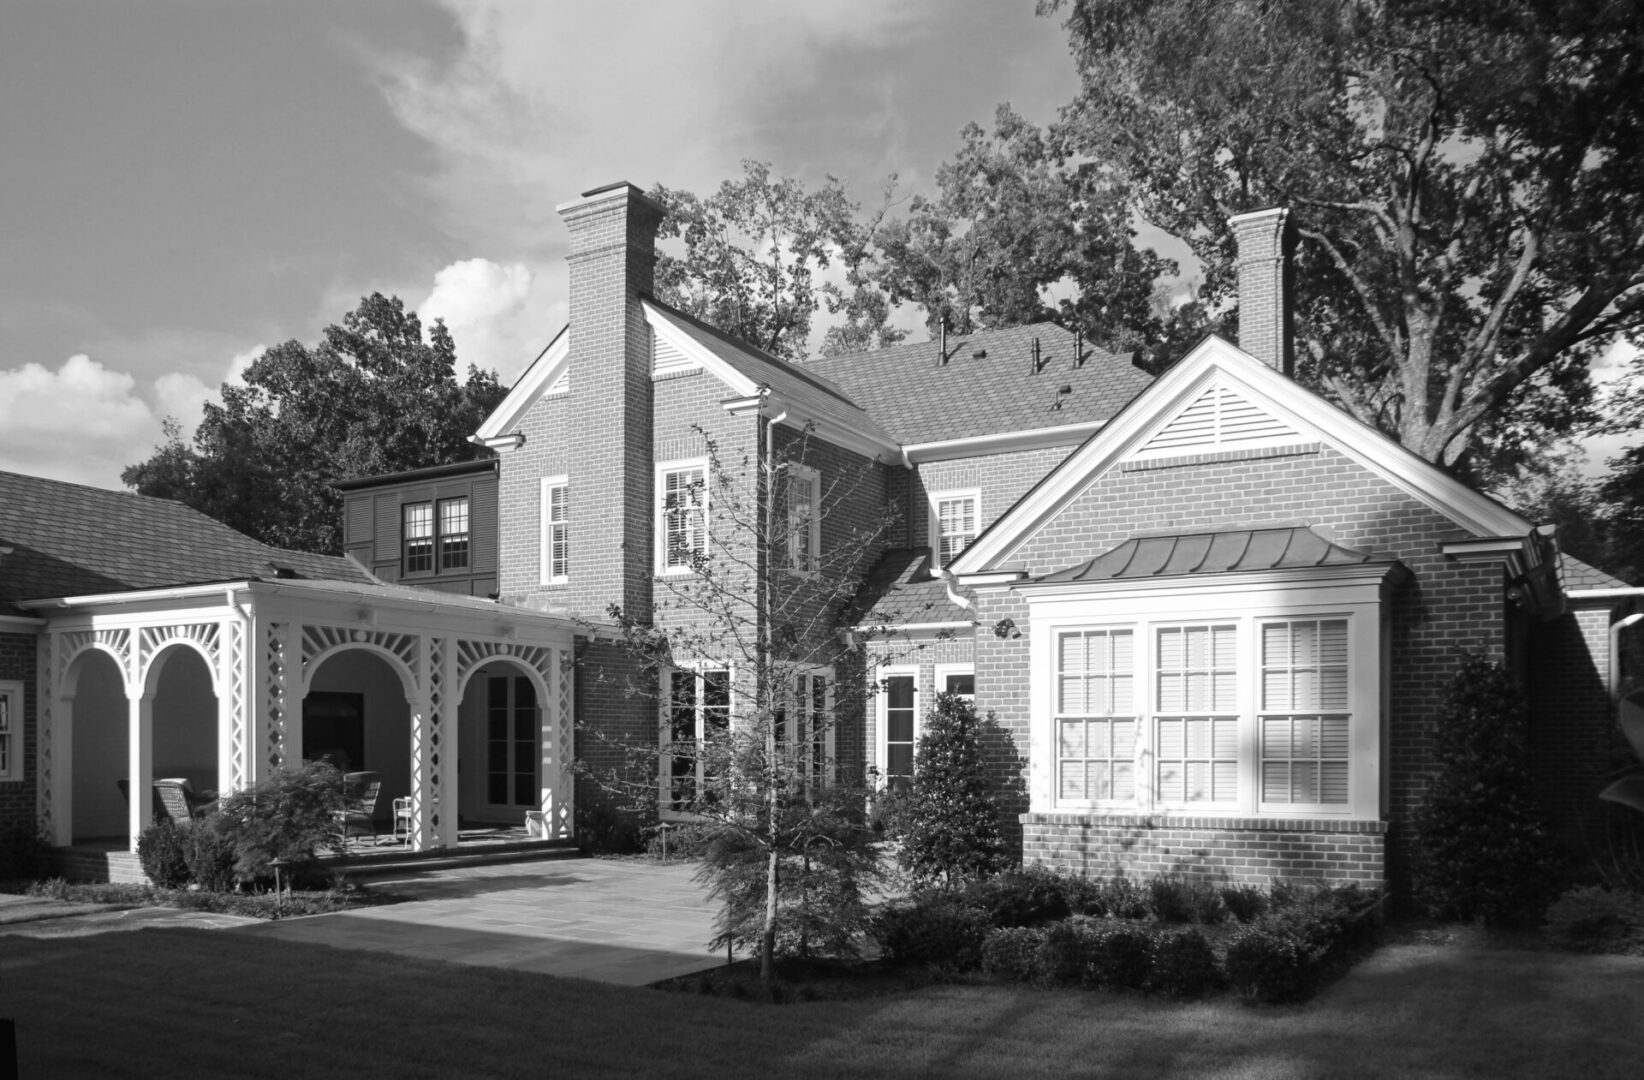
[439,497,470,570]
[486,675,537,808]
[940,668,975,700]
[1056,630,1136,803]
[660,464,706,572]
[777,672,831,792]
[934,492,978,565]
[542,478,568,583]
[785,466,819,573]
[1260,619,1350,805]
[666,667,731,810]
[882,674,917,793]
[403,502,434,573]
[0,682,19,782]
[1155,624,1239,804]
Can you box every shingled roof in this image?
[0,470,370,616]
[1041,526,1392,584]
[805,323,1153,445]
[849,547,971,627]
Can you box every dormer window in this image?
[403,496,471,576]
[931,489,980,567]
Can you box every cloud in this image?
[152,344,266,439]
[417,258,558,380]
[0,355,162,488]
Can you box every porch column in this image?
[435,638,459,850]
[127,691,154,852]
[409,689,435,852]
[48,691,74,847]
[218,615,241,794]
[542,646,574,840]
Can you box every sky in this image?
[0,0,1087,490]
[0,0,1635,493]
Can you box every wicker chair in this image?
[153,778,214,825]
[337,771,383,844]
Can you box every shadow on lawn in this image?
[363,871,590,901]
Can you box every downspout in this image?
[932,565,972,612]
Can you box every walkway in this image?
[234,855,722,986]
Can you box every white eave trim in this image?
[850,620,975,635]
[902,420,1106,464]
[1567,587,1644,603]
[950,336,1534,574]
[471,433,525,451]
[0,614,45,630]
[720,391,904,461]
[1439,537,1526,560]
[1016,562,1403,602]
[471,328,570,443]
[642,301,760,398]
[17,581,255,609]
[956,570,1030,587]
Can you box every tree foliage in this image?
[650,162,901,363]
[123,294,504,554]
[898,692,1009,887]
[873,103,1180,355]
[1046,0,1644,476]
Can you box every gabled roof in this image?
[1041,527,1387,584]
[951,335,1537,576]
[472,328,568,447]
[805,323,1153,445]
[0,470,370,615]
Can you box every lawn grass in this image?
[1,927,1638,1079]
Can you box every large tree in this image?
[124,294,504,554]
[873,103,1177,350]
[1046,0,1644,476]
[649,161,899,363]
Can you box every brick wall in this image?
[968,443,1515,886]
[0,630,39,830]
[903,446,1072,550]
[1023,814,1386,886]
[1531,603,1628,829]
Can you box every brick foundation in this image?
[1022,813,1387,886]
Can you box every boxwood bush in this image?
[874,893,990,972]
[137,821,191,888]
[980,926,1048,982]
[1150,927,1222,998]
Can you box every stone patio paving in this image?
[234,855,724,986]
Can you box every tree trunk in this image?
[761,840,778,982]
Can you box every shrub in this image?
[137,822,191,888]
[182,821,241,892]
[0,818,51,883]
[1410,654,1561,926]
[215,760,345,880]
[1150,927,1222,998]
[576,804,642,855]
[1220,884,1269,924]
[898,693,1009,885]
[874,894,990,971]
[645,821,716,860]
[1086,923,1154,990]
[980,926,1047,982]
[964,867,1073,928]
[1087,876,1151,920]
[1225,925,1316,1004]
[1147,875,1228,924]
[1037,918,1099,986]
[1544,885,1644,954]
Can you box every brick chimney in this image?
[1228,207,1296,376]
[558,182,666,619]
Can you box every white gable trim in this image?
[641,301,760,397]
[950,336,1533,574]
[471,328,570,446]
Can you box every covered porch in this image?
[24,578,581,857]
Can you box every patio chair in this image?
[337,771,383,844]
[392,796,413,846]
[153,778,214,825]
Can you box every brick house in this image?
[3,179,1637,890]
[463,182,1640,887]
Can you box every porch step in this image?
[51,846,148,885]
[329,839,583,880]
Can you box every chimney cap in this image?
[1227,206,1290,227]
[556,181,668,219]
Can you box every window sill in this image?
[1022,811,1386,834]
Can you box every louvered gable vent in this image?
[1133,384,1301,458]
[653,335,698,377]
[547,368,568,395]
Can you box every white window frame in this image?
[1051,625,1140,810]
[929,488,981,569]
[658,661,733,818]
[540,475,568,585]
[1025,571,1385,820]
[0,680,21,782]
[934,664,975,701]
[875,666,921,791]
[777,667,835,792]
[784,464,821,575]
[656,457,709,576]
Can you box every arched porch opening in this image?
[65,648,126,844]
[303,647,413,843]
[456,660,548,831]
[147,642,220,810]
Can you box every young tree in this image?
[1046,0,1644,478]
[123,294,505,553]
[898,692,1009,887]
[582,418,943,981]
